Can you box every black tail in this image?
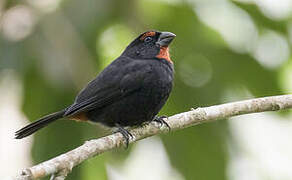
[15,110,65,139]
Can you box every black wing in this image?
[64,57,152,116]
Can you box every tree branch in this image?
[14,94,292,180]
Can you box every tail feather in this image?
[15,110,65,139]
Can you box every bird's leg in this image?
[152,115,171,131]
[114,124,133,148]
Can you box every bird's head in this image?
[122,30,176,63]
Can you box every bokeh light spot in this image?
[255,0,292,20]
[98,25,134,69]
[253,30,289,69]
[27,0,62,13]
[1,5,36,42]
[192,0,258,54]
[178,54,212,88]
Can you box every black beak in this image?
[156,32,176,47]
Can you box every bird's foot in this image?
[114,125,133,148]
[153,115,171,131]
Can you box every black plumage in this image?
[15,30,176,141]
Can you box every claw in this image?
[153,115,171,131]
[114,125,133,148]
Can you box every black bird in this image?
[15,30,176,145]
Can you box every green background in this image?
[1,0,291,179]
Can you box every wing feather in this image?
[64,58,152,117]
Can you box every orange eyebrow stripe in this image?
[140,31,156,40]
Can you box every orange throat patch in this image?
[156,46,172,64]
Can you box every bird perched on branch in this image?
[15,30,176,145]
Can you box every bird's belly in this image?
[87,81,171,127]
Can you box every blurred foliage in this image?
[1,0,292,179]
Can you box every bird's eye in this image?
[144,36,152,42]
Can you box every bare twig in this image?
[14,94,292,180]
[50,169,70,180]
